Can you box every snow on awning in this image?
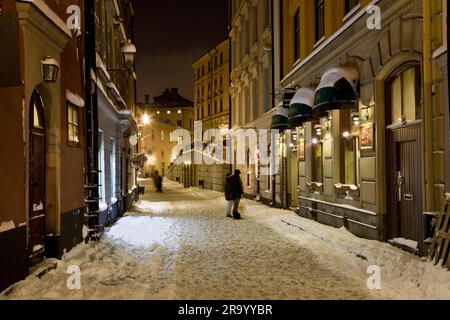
[130,153,147,169]
[271,102,289,131]
[106,81,121,99]
[66,89,85,108]
[288,87,315,128]
[96,53,111,81]
[313,67,359,117]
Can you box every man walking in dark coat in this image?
[230,169,244,220]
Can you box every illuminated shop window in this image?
[389,66,422,125]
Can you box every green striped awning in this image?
[313,68,359,117]
[288,87,315,128]
[271,103,289,131]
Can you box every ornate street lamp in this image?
[41,56,59,83]
[121,40,136,70]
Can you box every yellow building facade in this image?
[276,0,448,254]
[137,88,195,177]
[192,39,230,132]
[229,0,278,204]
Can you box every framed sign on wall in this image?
[360,123,375,152]
[298,139,305,161]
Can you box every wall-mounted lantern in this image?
[314,124,323,136]
[352,112,361,126]
[121,40,137,70]
[41,56,59,83]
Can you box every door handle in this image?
[404,193,414,201]
[397,171,404,202]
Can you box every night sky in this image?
[134,0,229,102]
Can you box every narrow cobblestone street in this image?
[3,179,448,300]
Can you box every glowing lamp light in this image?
[41,56,59,83]
[343,131,351,138]
[142,113,150,125]
[315,125,323,136]
[352,112,361,126]
[312,138,320,145]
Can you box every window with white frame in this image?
[68,104,80,146]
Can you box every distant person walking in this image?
[153,170,163,193]
[230,169,244,220]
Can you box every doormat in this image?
[429,198,450,270]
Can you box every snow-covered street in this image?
[1,179,449,300]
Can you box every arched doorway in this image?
[29,89,46,264]
[385,64,425,253]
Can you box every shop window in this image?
[312,120,323,184]
[68,104,80,146]
[315,0,325,43]
[294,9,301,61]
[267,142,272,190]
[341,110,361,186]
[389,66,422,125]
[161,131,165,142]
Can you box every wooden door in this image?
[29,91,46,263]
[387,124,424,251]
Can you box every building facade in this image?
[229,0,278,204]
[274,0,449,255]
[192,39,230,132]
[85,0,139,231]
[137,88,195,177]
[0,0,85,291]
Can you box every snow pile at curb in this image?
[242,201,450,300]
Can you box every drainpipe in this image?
[228,1,233,174]
[84,0,100,240]
[423,0,435,212]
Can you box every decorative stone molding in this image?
[249,59,259,79]
[241,1,250,20]
[235,15,243,32]
[258,48,271,68]
[240,70,250,87]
